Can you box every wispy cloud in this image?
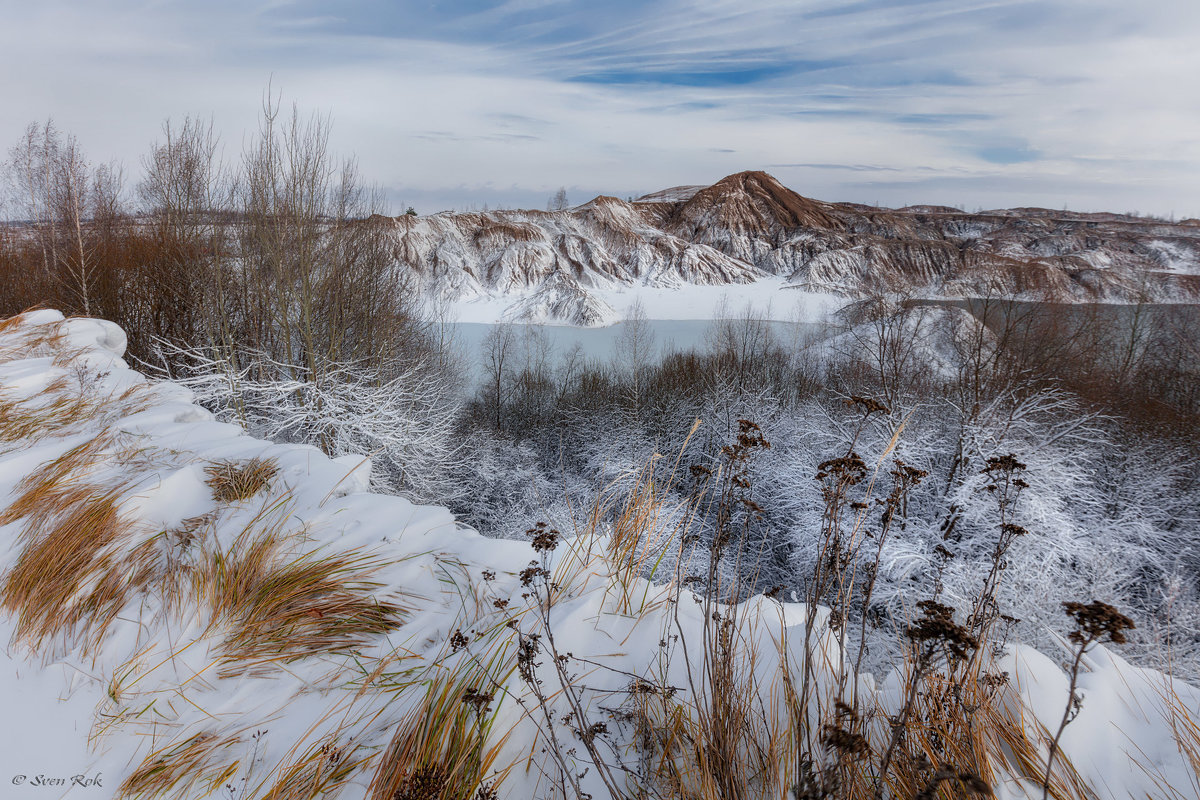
[0,0,1197,215]
[770,163,903,172]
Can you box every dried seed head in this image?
[527,522,560,553]
[1063,600,1135,646]
[907,600,978,661]
[983,453,1026,474]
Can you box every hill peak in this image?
[668,169,842,234]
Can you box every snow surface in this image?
[0,310,1197,799]
[1147,239,1200,275]
[448,275,844,327]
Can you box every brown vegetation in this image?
[190,522,409,674]
[204,457,279,503]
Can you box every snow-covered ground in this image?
[0,310,1197,799]
[447,275,844,326]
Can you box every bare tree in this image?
[137,115,230,352]
[55,134,100,315]
[6,121,58,274]
[547,186,569,212]
[481,322,517,429]
[129,91,450,464]
[5,120,125,317]
[615,299,655,416]
[233,89,418,387]
[139,116,223,239]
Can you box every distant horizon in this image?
[3,164,1194,223]
[384,170,1200,220]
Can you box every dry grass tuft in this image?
[192,524,408,675]
[1167,697,1200,790]
[826,646,1096,800]
[0,317,67,363]
[205,457,279,503]
[0,433,115,524]
[369,663,512,800]
[889,669,1091,800]
[600,457,691,614]
[0,479,146,651]
[0,387,104,444]
[0,362,151,448]
[628,632,794,800]
[1137,677,1200,799]
[119,731,242,800]
[0,430,158,651]
[0,312,31,336]
[262,736,368,800]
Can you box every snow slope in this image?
[0,311,1197,799]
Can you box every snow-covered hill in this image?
[0,310,1197,799]
[395,171,1200,325]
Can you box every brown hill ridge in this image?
[390,171,1200,324]
[663,170,845,235]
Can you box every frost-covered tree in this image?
[547,186,569,211]
[165,346,466,502]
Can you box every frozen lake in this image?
[444,318,835,386]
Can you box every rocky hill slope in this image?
[391,171,1200,324]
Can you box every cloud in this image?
[975,146,1041,166]
[769,164,903,173]
[0,0,1197,215]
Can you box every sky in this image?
[1,0,1198,216]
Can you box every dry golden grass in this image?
[0,427,158,652]
[191,524,409,675]
[796,642,1095,800]
[882,667,1094,800]
[606,591,824,800]
[1136,676,1200,800]
[1168,697,1200,787]
[0,480,146,651]
[568,421,703,615]
[633,640,794,800]
[984,702,1094,800]
[369,662,513,800]
[600,458,695,615]
[262,736,369,800]
[0,432,115,524]
[0,316,66,362]
[0,366,150,448]
[0,312,30,336]
[119,731,243,800]
[51,343,100,369]
[0,387,104,443]
[205,457,279,503]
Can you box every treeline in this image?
[0,103,465,497]
[0,103,441,382]
[469,294,1200,445]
